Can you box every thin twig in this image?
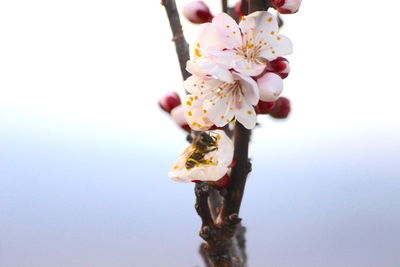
[248,0,270,12]
[161,0,191,80]
[222,0,228,13]
[241,0,248,17]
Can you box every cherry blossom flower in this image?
[187,11,292,78]
[169,130,234,183]
[183,72,259,130]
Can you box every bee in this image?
[185,132,219,170]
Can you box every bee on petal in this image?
[169,130,234,183]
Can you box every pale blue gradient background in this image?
[1,0,400,266]
[1,116,399,266]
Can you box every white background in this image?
[1,1,400,266]
[1,0,399,141]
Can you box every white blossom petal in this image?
[183,94,214,131]
[234,98,257,129]
[259,34,292,60]
[211,13,242,50]
[233,59,266,77]
[195,23,222,54]
[186,60,234,83]
[183,74,220,95]
[207,49,241,69]
[269,34,293,56]
[203,97,235,127]
[169,130,234,182]
[239,11,279,44]
[234,72,260,105]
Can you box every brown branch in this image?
[196,1,275,266]
[161,0,191,80]
[241,0,249,17]
[162,1,276,266]
[200,244,212,267]
[221,0,274,226]
[248,0,271,12]
[277,13,284,28]
[222,0,228,13]
[195,182,216,241]
[221,123,252,217]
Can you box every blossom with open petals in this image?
[187,11,292,78]
[169,130,234,183]
[183,72,259,130]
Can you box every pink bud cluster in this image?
[255,97,291,119]
[254,57,291,119]
[183,1,213,24]
[254,57,289,109]
[271,0,302,14]
[158,92,190,131]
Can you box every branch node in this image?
[226,213,242,225]
[200,225,216,241]
[195,182,212,198]
[171,33,184,42]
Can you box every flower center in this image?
[213,81,244,109]
[236,41,263,63]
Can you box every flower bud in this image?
[171,105,190,131]
[255,100,275,114]
[268,57,290,79]
[269,97,291,119]
[183,1,213,24]
[272,0,302,14]
[257,72,283,102]
[158,91,181,114]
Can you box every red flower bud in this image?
[272,0,301,14]
[170,105,190,131]
[183,1,213,24]
[268,57,290,79]
[255,100,276,114]
[269,97,291,119]
[158,91,181,114]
